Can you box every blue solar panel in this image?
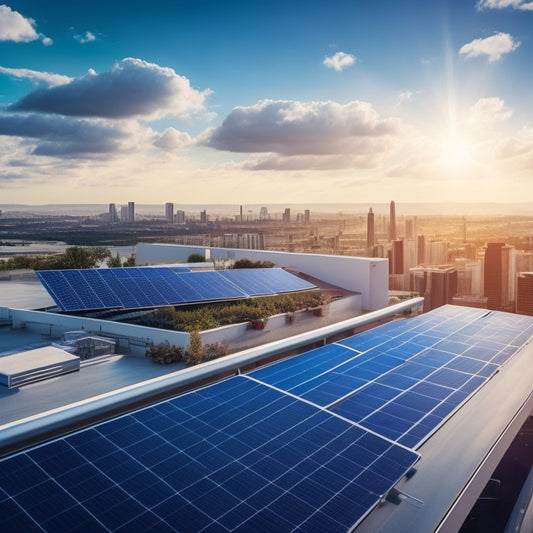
[0,376,419,532]
[36,267,316,312]
[246,306,533,449]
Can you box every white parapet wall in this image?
[137,243,388,311]
[3,308,190,356]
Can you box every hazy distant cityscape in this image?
[1,200,532,316]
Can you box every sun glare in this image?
[439,135,474,174]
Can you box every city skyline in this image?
[1,1,533,205]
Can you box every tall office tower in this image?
[417,235,426,265]
[304,209,310,224]
[484,243,515,311]
[240,205,243,223]
[430,241,448,265]
[283,208,291,223]
[367,208,375,254]
[200,210,207,224]
[405,218,414,239]
[422,267,458,312]
[165,203,174,223]
[259,206,269,220]
[389,200,396,241]
[462,217,467,243]
[127,202,135,223]
[516,251,533,273]
[516,272,533,315]
[465,261,484,298]
[176,210,185,224]
[108,203,118,223]
[388,239,405,289]
[403,239,417,286]
[390,239,404,274]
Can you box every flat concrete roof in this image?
[0,280,55,309]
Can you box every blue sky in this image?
[0,0,532,205]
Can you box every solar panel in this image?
[36,267,316,312]
[0,376,418,532]
[247,306,533,449]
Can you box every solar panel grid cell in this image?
[0,376,419,533]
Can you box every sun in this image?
[439,135,475,174]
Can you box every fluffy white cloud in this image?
[10,58,210,119]
[0,66,72,87]
[323,52,356,72]
[469,97,512,125]
[0,4,38,42]
[202,99,399,159]
[153,127,192,151]
[459,32,519,62]
[74,31,96,44]
[477,0,533,10]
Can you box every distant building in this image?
[176,210,185,224]
[389,200,396,241]
[516,272,533,316]
[237,233,265,250]
[417,235,426,265]
[405,218,414,239]
[283,208,291,224]
[304,209,310,224]
[409,265,458,312]
[484,242,515,311]
[127,202,135,223]
[108,203,118,223]
[389,239,404,290]
[259,207,269,220]
[430,241,448,265]
[366,208,375,254]
[165,203,174,223]
[200,210,207,224]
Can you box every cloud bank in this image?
[0,112,129,157]
[203,99,399,156]
[0,66,72,87]
[459,32,519,62]
[10,58,210,119]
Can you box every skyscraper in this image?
[367,207,375,254]
[389,200,396,241]
[165,202,174,223]
[108,203,118,223]
[127,202,135,223]
[484,242,515,311]
[516,272,533,316]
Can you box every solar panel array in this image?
[249,306,533,449]
[0,376,419,533]
[36,267,316,312]
[2,305,532,532]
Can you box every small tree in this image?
[186,331,204,366]
[187,253,205,263]
[107,252,122,268]
[232,258,275,269]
